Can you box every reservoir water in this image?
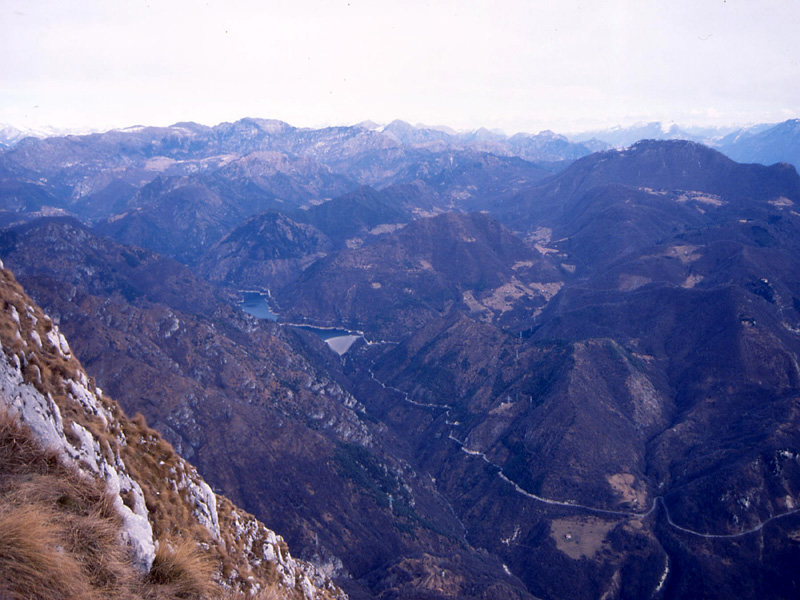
[240,291,362,354]
[240,291,279,321]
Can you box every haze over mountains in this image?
[3,117,799,168]
[2,116,800,600]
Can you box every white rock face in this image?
[170,460,221,540]
[226,509,344,600]
[0,357,65,455]
[0,311,156,571]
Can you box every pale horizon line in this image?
[2,114,797,143]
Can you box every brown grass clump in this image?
[0,504,94,600]
[147,540,215,599]
[0,408,140,600]
[0,410,61,481]
[0,406,235,600]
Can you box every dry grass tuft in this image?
[0,408,61,479]
[0,504,93,600]
[0,408,138,600]
[0,406,230,600]
[148,540,216,599]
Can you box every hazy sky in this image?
[2,0,799,134]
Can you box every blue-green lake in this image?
[240,291,362,354]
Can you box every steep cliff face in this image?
[0,260,345,600]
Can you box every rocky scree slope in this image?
[0,260,344,600]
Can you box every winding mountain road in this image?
[370,365,800,540]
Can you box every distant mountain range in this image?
[569,119,800,172]
[568,121,739,148]
[717,119,800,170]
[4,117,799,170]
[0,123,95,147]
